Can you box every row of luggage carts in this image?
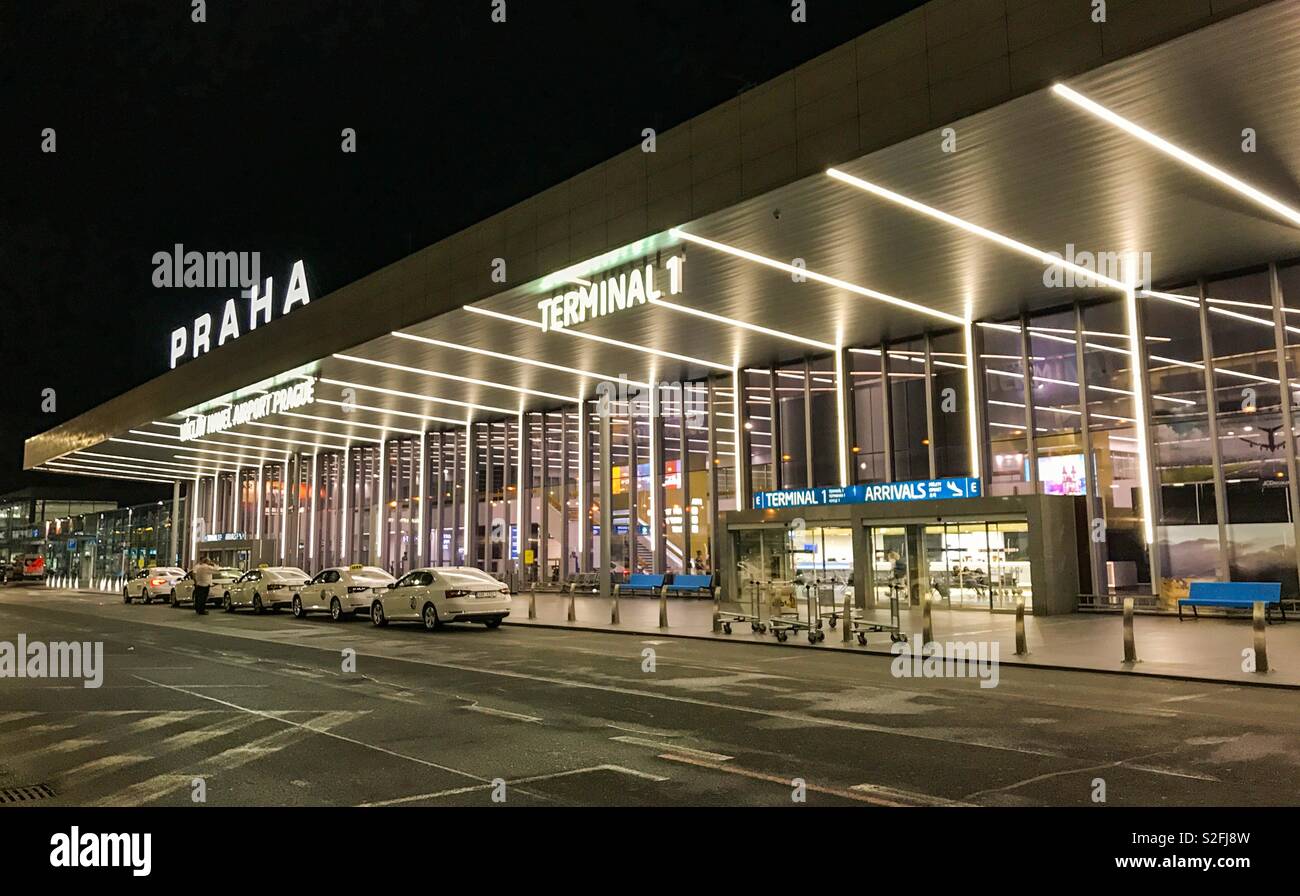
[719,576,907,646]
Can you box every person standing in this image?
[191,557,216,615]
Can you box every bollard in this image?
[711,586,720,633]
[567,581,577,622]
[1253,600,1269,674]
[842,590,853,644]
[612,583,622,625]
[1122,597,1138,664]
[528,584,537,620]
[921,590,933,645]
[1014,596,1028,656]
[658,584,669,628]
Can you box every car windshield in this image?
[216,568,242,578]
[272,568,310,579]
[160,568,184,575]
[356,567,394,582]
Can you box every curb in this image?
[505,618,1300,691]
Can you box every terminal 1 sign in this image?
[538,253,683,332]
[753,477,982,510]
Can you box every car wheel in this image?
[170,590,178,608]
[330,597,343,622]
[123,589,131,605]
[371,602,387,627]
[484,618,502,629]
[422,603,440,632]
[253,594,265,615]
[292,595,304,618]
[141,587,151,604]
[223,593,233,613]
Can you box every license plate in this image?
[476,591,499,599]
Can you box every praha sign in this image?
[169,259,311,369]
[180,380,316,442]
[753,477,982,510]
[538,254,683,332]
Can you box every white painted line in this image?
[460,703,542,723]
[850,782,975,807]
[360,764,669,807]
[611,735,732,762]
[132,675,492,785]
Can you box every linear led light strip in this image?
[827,168,1130,291]
[137,426,348,454]
[671,227,968,326]
[314,397,466,427]
[647,296,836,352]
[44,461,178,483]
[106,436,269,467]
[334,353,578,404]
[280,411,423,437]
[320,377,513,416]
[392,330,650,389]
[1052,83,1300,229]
[43,465,174,485]
[76,450,238,475]
[463,305,731,371]
[58,455,232,479]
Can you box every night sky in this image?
[2,0,924,498]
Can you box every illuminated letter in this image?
[217,298,240,345]
[248,277,273,329]
[169,327,187,369]
[192,313,212,358]
[282,260,310,314]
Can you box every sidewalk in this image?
[510,590,1300,688]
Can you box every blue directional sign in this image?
[752,477,981,510]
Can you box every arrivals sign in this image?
[180,379,316,442]
[538,254,683,332]
[753,477,982,510]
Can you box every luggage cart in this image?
[818,576,850,629]
[848,579,907,646]
[718,580,769,635]
[770,578,825,643]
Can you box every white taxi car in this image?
[123,566,186,604]
[292,564,395,621]
[370,566,511,631]
[221,566,311,614]
[170,567,243,608]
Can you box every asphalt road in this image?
[1,585,1297,807]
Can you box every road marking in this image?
[460,703,542,723]
[1160,690,1233,704]
[45,738,106,753]
[611,735,732,762]
[132,675,493,785]
[849,782,975,807]
[0,712,40,725]
[657,753,913,806]
[360,764,668,807]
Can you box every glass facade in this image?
[45,257,1297,612]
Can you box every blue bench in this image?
[621,573,666,595]
[1179,581,1287,624]
[666,574,715,597]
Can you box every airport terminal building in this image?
[23,0,1300,616]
